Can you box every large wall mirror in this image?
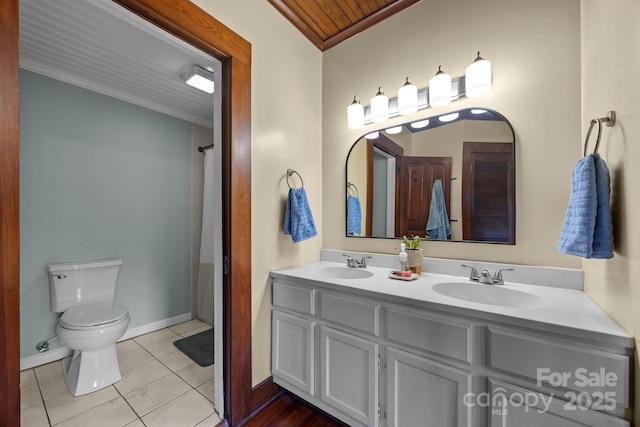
[346,108,515,244]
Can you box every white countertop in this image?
[271,261,633,349]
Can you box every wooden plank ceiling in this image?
[268,0,421,51]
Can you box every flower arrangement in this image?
[402,234,427,250]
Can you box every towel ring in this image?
[583,111,616,157]
[286,169,304,189]
[347,182,359,197]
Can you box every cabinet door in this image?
[272,310,314,395]
[488,379,628,427]
[386,347,472,427]
[320,326,379,426]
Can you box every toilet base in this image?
[62,343,122,396]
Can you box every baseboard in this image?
[20,312,193,371]
[20,347,72,371]
[251,376,282,413]
[119,312,193,341]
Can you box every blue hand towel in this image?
[347,195,362,236]
[284,187,317,243]
[591,153,613,259]
[426,179,451,240]
[558,155,597,257]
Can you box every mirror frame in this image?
[345,107,516,244]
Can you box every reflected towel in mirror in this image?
[347,195,362,235]
[284,187,317,243]
[426,179,451,240]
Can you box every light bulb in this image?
[465,52,492,98]
[429,65,451,107]
[370,87,389,123]
[347,96,364,129]
[397,77,418,115]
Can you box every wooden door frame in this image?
[365,135,403,237]
[0,1,274,425]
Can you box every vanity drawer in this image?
[273,281,315,316]
[319,292,379,336]
[487,327,630,407]
[386,306,473,364]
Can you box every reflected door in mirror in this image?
[397,156,451,238]
[462,142,514,243]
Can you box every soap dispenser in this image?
[399,243,409,272]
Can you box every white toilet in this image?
[47,259,130,396]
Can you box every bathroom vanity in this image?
[270,253,632,427]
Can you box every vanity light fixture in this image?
[370,87,389,123]
[364,131,380,139]
[465,52,492,98]
[429,65,452,107]
[345,51,492,129]
[397,77,418,115]
[410,119,430,129]
[439,112,459,122]
[182,65,214,94]
[347,96,365,129]
[385,125,403,135]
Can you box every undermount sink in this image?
[310,266,374,280]
[432,282,547,308]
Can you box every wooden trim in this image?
[111,3,256,424]
[322,0,420,51]
[114,0,251,66]
[365,135,404,237]
[251,376,283,413]
[267,0,325,50]
[268,0,420,51]
[0,1,263,425]
[365,141,374,236]
[0,0,20,424]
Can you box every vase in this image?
[406,248,423,274]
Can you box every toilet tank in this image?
[47,259,122,312]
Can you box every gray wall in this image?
[19,70,192,357]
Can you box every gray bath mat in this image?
[173,329,214,367]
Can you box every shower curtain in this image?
[196,149,215,326]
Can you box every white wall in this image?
[581,0,640,420]
[323,0,582,268]
[191,0,323,385]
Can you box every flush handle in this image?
[54,274,67,279]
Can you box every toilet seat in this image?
[60,302,128,329]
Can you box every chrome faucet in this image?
[343,254,372,268]
[461,264,514,285]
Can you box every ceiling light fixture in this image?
[364,131,380,139]
[410,119,430,129]
[385,125,403,135]
[439,112,460,122]
[182,65,215,94]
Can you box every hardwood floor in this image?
[239,392,348,427]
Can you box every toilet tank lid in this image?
[47,259,122,273]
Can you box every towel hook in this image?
[583,111,616,157]
[347,182,359,197]
[286,169,304,189]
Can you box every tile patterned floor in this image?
[20,319,221,427]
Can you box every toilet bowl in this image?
[57,302,130,396]
[47,260,130,396]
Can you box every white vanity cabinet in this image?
[270,274,631,427]
[386,346,472,427]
